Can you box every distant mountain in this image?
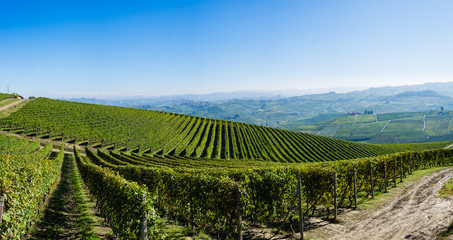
[141,89,453,128]
[65,89,329,106]
[65,82,453,130]
[64,87,364,106]
[394,90,441,98]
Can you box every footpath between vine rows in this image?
[26,153,113,239]
[306,167,453,240]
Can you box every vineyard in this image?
[306,110,453,144]
[0,134,64,239]
[0,98,416,162]
[0,93,16,101]
[2,97,453,239]
[74,145,453,239]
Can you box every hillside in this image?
[2,96,453,239]
[70,82,453,130]
[0,97,434,163]
[299,110,453,144]
[143,89,452,129]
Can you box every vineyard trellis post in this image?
[384,160,388,193]
[409,156,413,175]
[140,192,148,240]
[297,176,304,240]
[236,185,242,240]
[415,153,418,171]
[333,171,337,221]
[400,158,403,183]
[370,162,374,199]
[393,159,397,187]
[0,196,4,224]
[353,167,357,209]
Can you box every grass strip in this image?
[28,153,100,239]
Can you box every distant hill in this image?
[303,110,453,144]
[66,82,453,132]
[0,97,429,163]
[142,88,453,129]
[394,90,441,98]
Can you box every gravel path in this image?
[313,167,453,240]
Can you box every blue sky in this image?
[1,0,452,98]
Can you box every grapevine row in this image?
[82,145,453,239]
[0,137,64,239]
[1,98,439,163]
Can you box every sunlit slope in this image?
[312,111,453,143]
[1,98,408,162]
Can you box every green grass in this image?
[381,120,424,136]
[439,178,453,197]
[370,119,427,143]
[0,98,19,108]
[298,111,453,144]
[0,100,27,118]
[334,124,361,137]
[285,124,324,134]
[317,125,340,137]
[0,93,16,101]
[330,115,356,125]
[359,167,445,211]
[377,112,425,121]
[380,141,453,152]
[350,122,387,138]
[438,175,453,239]
[330,114,376,125]
[28,154,101,240]
[333,122,386,141]
[156,217,213,240]
[424,115,452,137]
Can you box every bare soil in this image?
[308,167,453,240]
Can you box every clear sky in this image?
[1,0,453,98]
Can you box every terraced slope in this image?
[0,98,399,162]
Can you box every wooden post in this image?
[353,167,357,209]
[333,171,337,221]
[0,196,4,224]
[297,176,304,240]
[384,160,388,193]
[370,162,374,199]
[236,186,242,240]
[400,158,403,182]
[140,192,148,240]
[393,159,397,187]
[409,156,413,175]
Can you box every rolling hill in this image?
[69,82,453,132]
[0,97,442,163]
[301,110,453,144]
[3,95,453,239]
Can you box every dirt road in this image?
[0,99,25,111]
[313,167,453,240]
